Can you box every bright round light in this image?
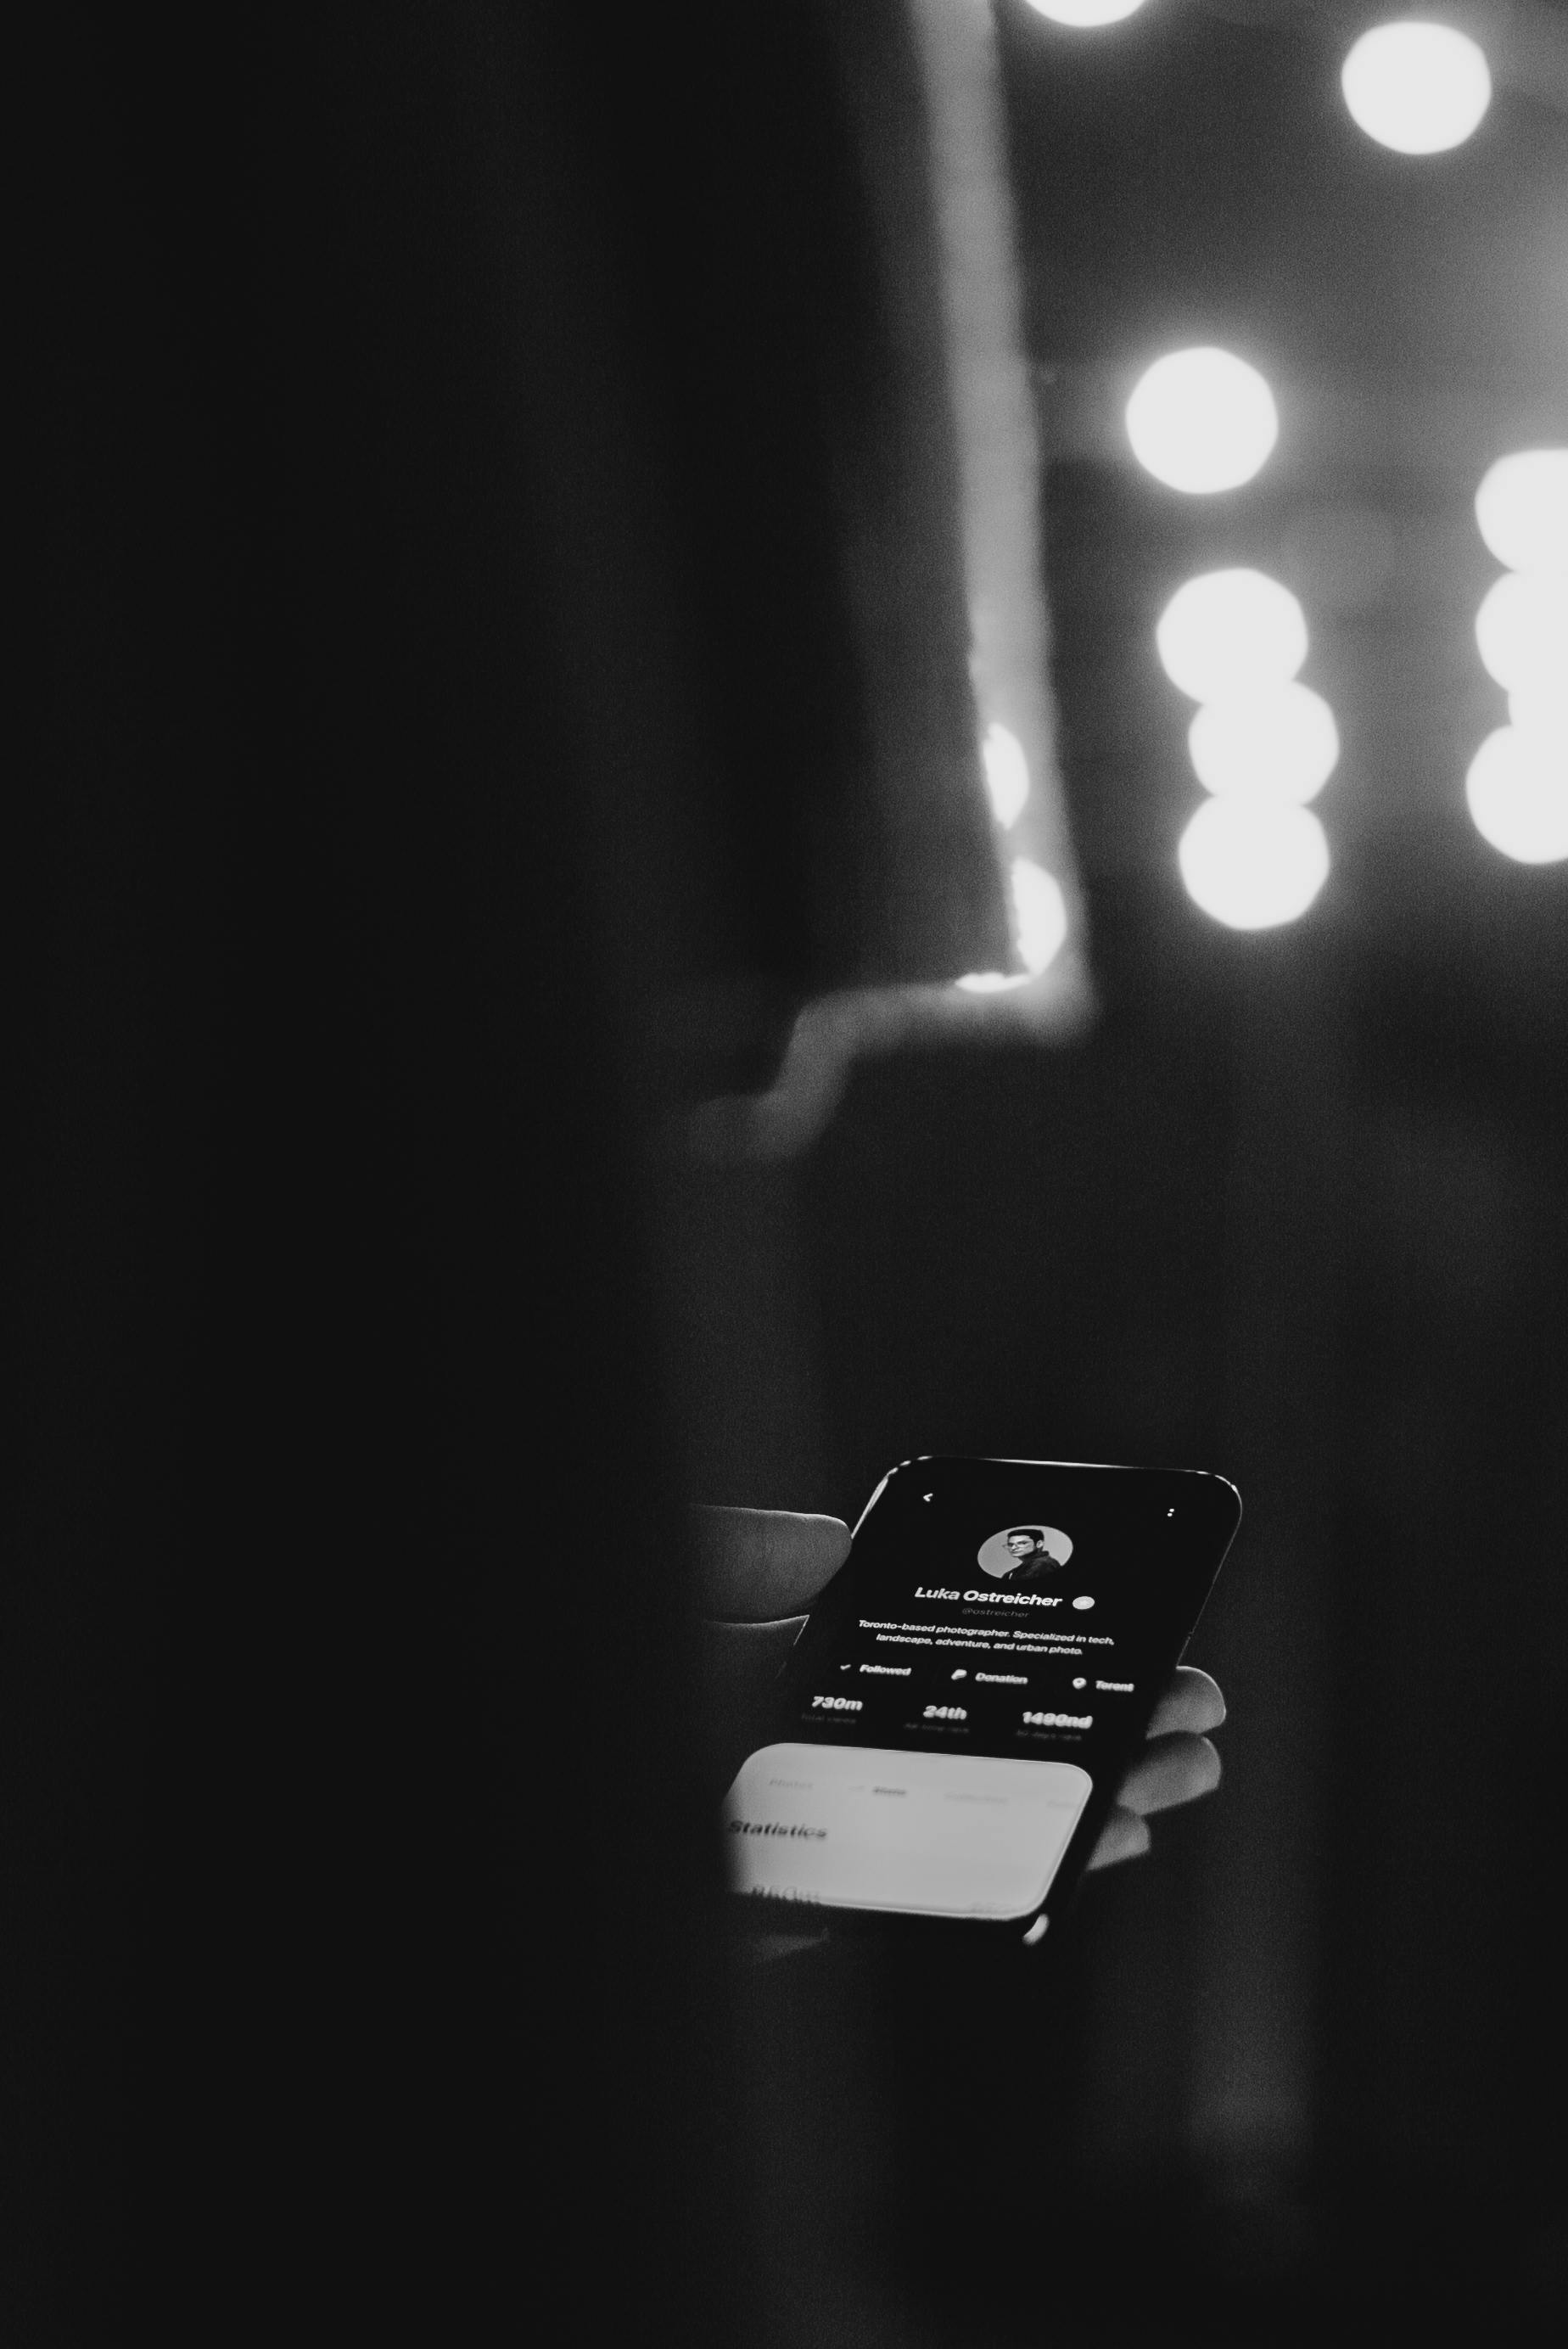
[1188,683,1340,804]
[1022,0,1149,25]
[1465,727,1568,863]
[1475,572,1568,691]
[1509,676,1568,748]
[981,723,1030,828]
[1341,22,1492,154]
[1179,798,1330,929]
[1475,450,1568,576]
[1156,569,1309,703]
[1011,858,1069,974]
[1125,348,1280,494]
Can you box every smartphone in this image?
[723,1456,1240,1941]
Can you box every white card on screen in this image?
[723,1742,1092,1920]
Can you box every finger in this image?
[698,1615,807,1699]
[1145,1666,1225,1739]
[1115,1731,1222,1819]
[1084,1805,1151,1872]
[693,1506,851,1622]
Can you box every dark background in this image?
[10,0,1568,2341]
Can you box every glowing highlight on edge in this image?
[1022,0,1148,27]
[1011,858,1069,974]
[981,724,1031,827]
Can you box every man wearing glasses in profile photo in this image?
[977,1524,1074,1587]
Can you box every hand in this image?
[694,1505,1225,1879]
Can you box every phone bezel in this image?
[727,1455,1240,1945]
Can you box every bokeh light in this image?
[981,723,1031,828]
[1022,0,1149,25]
[1341,22,1492,154]
[1156,569,1309,703]
[955,971,1032,994]
[1475,572,1568,691]
[1179,798,1330,928]
[1509,677,1568,749]
[1188,682,1340,803]
[1011,858,1069,974]
[1476,450,1568,576]
[1125,347,1280,494]
[1465,727,1568,864]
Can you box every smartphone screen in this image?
[723,1457,1240,1931]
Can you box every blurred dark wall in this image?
[676,863,1568,2334]
[9,3,1016,2338]
[13,3,893,2335]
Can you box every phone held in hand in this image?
[722,1456,1240,1943]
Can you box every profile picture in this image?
[975,1523,1074,1583]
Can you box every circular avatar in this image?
[975,1524,1074,1584]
